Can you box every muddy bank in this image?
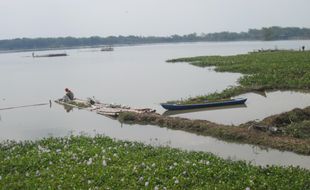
[118,106,310,155]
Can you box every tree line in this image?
[1,26,310,51]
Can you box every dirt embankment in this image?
[118,107,310,155]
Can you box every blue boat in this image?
[161,98,247,111]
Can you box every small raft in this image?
[55,98,155,117]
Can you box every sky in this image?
[0,0,310,40]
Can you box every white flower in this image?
[145,181,149,187]
[87,158,93,165]
[139,176,144,182]
[49,161,53,165]
[245,187,251,190]
[38,145,50,153]
[200,160,210,165]
[175,179,179,184]
[36,170,40,176]
[56,149,61,153]
[113,153,117,157]
[173,162,178,166]
[169,166,173,170]
[26,172,29,177]
[154,186,159,190]
[151,163,156,167]
[102,160,107,167]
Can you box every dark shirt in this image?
[66,91,74,100]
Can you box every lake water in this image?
[1,40,310,168]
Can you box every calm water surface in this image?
[1,40,310,168]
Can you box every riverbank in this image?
[118,105,310,155]
[1,136,309,189]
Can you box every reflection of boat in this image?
[252,90,267,97]
[100,46,114,51]
[161,98,247,111]
[32,52,67,57]
[163,104,247,116]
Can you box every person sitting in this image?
[63,88,74,102]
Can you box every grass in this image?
[167,51,310,102]
[1,135,310,189]
[260,107,310,139]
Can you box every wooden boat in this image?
[161,98,247,111]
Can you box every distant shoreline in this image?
[1,26,310,53]
[1,39,310,55]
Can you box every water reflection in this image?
[63,104,74,112]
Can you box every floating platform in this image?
[55,98,155,117]
[32,53,68,57]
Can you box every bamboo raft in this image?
[55,98,156,117]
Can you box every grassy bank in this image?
[1,136,309,189]
[118,106,310,155]
[167,51,310,102]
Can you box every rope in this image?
[0,103,49,111]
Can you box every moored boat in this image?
[161,98,247,111]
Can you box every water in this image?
[1,40,310,168]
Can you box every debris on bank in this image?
[55,98,156,117]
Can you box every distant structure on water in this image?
[32,52,68,58]
[100,46,114,51]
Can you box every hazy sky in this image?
[1,0,310,39]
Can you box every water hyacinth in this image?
[0,135,309,189]
[102,160,107,167]
[86,158,92,165]
[145,181,149,187]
